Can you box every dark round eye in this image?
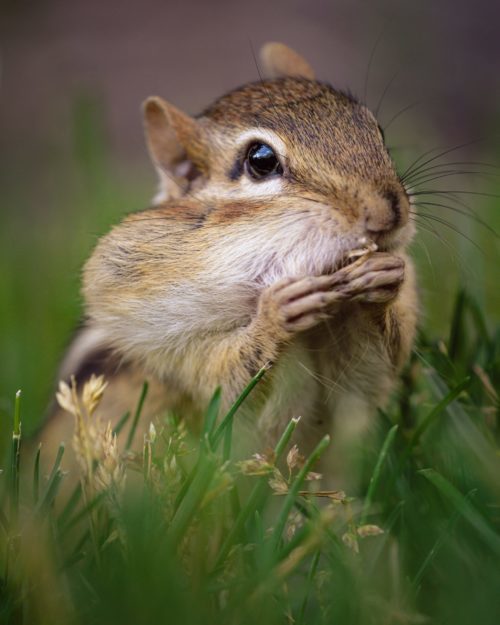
[246,143,283,179]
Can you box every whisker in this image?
[404,163,497,181]
[289,194,325,206]
[410,189,500,200]
[400,137,489,182]
[408,189,477,217]
[363,23,390,107]
[432,191,493,219]
[413,212,484,253]
[297,360,348,396]
[405,170,494,190]
[374,66,401,119]
[410,228,436,276]
[382,101,419,133]
[413,200,498,237]
[415,191,477,216]
[386,144,420,152]
[248,39,282,128]
[404,159,498,178]
[411,215,462,263]
[324,342,372,402]
[400,145,452,182]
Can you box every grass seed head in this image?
[56,375,125,497]
[82,374,108,416]
[55,379,78,417]
[94,422,126,495]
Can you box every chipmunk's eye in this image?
[245,143,283,179]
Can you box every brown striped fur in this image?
[40,43,418,485]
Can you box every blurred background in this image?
[1,0,499,436]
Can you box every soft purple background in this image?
[1,0,499,186]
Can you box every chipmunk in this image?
[41,43,418,476]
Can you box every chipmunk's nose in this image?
[364,187,409,236]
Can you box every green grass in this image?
[1,93,499,624]
[1,92,499,435]
[0,93,153,443]
[0,300,499,625]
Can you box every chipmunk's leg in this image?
[324,253,417,490]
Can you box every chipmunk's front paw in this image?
[255,254,404,339]
[256,274,345,336]
[331,252,405,304]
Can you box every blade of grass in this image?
[223,419,233,462]
[426,369,499,474]
[448,289,466,361]
[58,483,83,530]
[361,424,399,524]
[113,410,131,437]
[167,452,218,548]
[202,387,221,442]
[211,364,269,449]
[466,295,490,343]
[212,416,301,571]
[61,491,106,533]
[287,497,344,556]
[0,507,8,535]
[366,500,405,576]
[297,550,320,625]
[276,511,316,562]
[176,368,268,514]
[173,388,222,512]
[419,468,500,555]
[411,489,477,590]
[37,470,64,515]
[243,512,332,611]
[294,494,344,557]
[269,435,330,554]
[408,376,470,450]
[13,389,21,435]
[125,381,149,450]
[61,529,91,571]
[224,402,241,519]
[33,444,41,505]
[228,485,241,523]
[10,390,22,525]
[173,461,198,513]
[36,443,65,514]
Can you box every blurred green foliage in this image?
[0,303,498,624]
[0,94,151,442]
[0,89,499,625]
[1,92,499,439]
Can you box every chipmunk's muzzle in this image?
[362,183,410,244]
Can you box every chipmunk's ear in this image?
[143,96,209,203]
[260,42,315,80]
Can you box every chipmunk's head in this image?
[143,43,413,270]
[81,44,416,377]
